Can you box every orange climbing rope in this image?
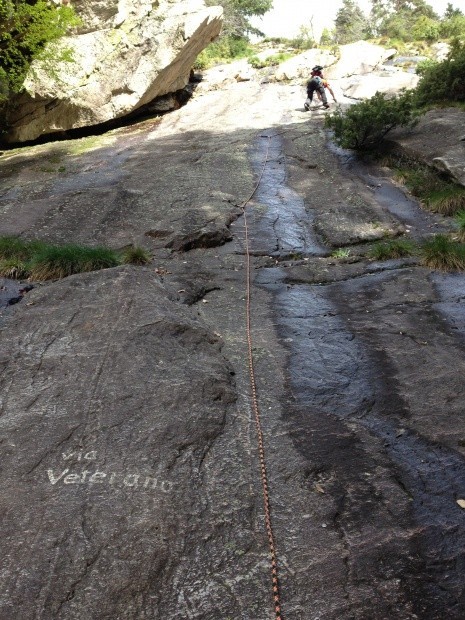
[240,133,283,620]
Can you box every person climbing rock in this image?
[304,76,337,111]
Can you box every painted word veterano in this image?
[47,468,173,493]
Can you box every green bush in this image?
[193,36,254,69]
[415,40,465,105]
[440,15,465,38]
[415,58,436,75]
[411,16,440,42]
[289,25,316,50]
[248,52,293,68]
[320,28,334,46]
[0,236,47,260]
[325,90,419,150]
[0,257,29,279]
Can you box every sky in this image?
[251,0,465,40]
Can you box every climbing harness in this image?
[240,133,283,620]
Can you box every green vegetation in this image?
[121,246,152,265]
[248,51,293,68]
[0,237,152,281]
[335,0,369,44]
[455,210,465,240]
[369,238,416,259]
[415,40,465,106]
[0,0,80,101]
[331,248,351,258]
[194,36,255,69]
[391,157,465,215]
[325,90,419,149]
[0,257,30,279]
[366,234,465,272]
[0,236,47,260]
[329,0,465,46]
[289,24,316,50]
[326,38,465,150]
[205,0,272,38]
[195,0,272,68]
[420,234,465,270]
[27,244,119,280]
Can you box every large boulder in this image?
[5,0,222,143]
[387,108,465,187]
[326,41,396,79]
[340,69,419,100]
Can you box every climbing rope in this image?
[240,133,283,620]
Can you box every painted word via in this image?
[47,469,173,493]
[62,450,97,462]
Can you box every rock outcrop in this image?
[274,49,337,81]
[326,41,396,79]
[387,108,465,187]
[5,0,222,143]
[273,42,414,102]
[340,69,419,100]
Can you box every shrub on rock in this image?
[325,90,419,149]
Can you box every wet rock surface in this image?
[1,75,465,619]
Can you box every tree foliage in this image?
[415,39,465,104]
[370,0,439,41]
[334,0,369,44]
[440,10,465,38]
[206,0,273,38]
[445,2,463,19]
[0,0,79,100]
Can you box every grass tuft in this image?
[0,236,48,261]
[455,210,465,241]
[0,236,154,281]
[420,235,465,271]
[426,187,465,216]
[331,248,351,259]
[0,258,30,279]
[369,238,416,260]
[28,244,119,280]
[121,246,152,266]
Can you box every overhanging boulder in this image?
[5,0,223,143]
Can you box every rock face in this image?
[273,42,413,102]
[340,69,419,100]
[274,49,337,81]
[0,266,248,619]
[387,108,465,187]
[326,42,396,79]
[1,75,465,619]
[5,0,222,143]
